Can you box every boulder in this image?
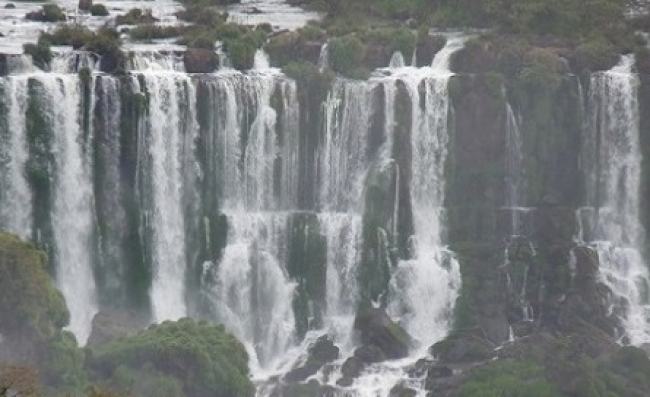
[340,356,364,380]
[429,330,495,364]
[354,344,387,364]
[284,335,339,383]
[86,309,146,347]
[354,308,412,360]
[389,382,417,397]
[4,3,15,9]
[184,48,219,73]
[78,0,92,11]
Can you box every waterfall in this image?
[41,74,98,344]
[582,55,650,344]
[0,77,32,238]
[384,37,465,348]
[318,42,329,72]
[94,75,127,299]
[320,80,373,212]
[134,71,197,322]
[0,35,466,393]
[504,99,525,234]
[199,71,300,372]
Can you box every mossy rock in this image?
[430,329,496,364]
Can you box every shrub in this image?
[89,319,253,397]
[223,30,266,70]
[25,4,66,22]
[329,35,367,77]
[23,42,52,70]
[115,8,156,25]
[129,25,181,41]
[176,5,227,26]
[89,3,109,16]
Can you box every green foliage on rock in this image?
[89,318,253,397]
[115,8,157,25]
[0,233,69,341]
[329,35,368,79]
[89,4,109,17]
[223,30,267,70]
[23,42,52,70]
[129,25,181,42]
[457,359,562,397]
[25,4,66,22]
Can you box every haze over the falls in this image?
[3,18,650,397]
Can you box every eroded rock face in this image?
[353,308,412,360]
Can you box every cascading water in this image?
[1,34,465,394]
[504,99,526,234]
[45,74,99,344]
[134,70,196,322]
[581,55,650,344]
[198,70,300,373]
[0,77,32,238]
[386,36,464,350]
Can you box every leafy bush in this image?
[362,27,417,60]
[223,29,266,70]
[115,8,156,25]
[129,25,181,41]
[89,319,253,397]
[25,4,66,22]
[89,3,109,16]
[176,5,227,26]
[23,42,52,70]
[329,35,367,78]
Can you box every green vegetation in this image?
[89,319,253,397]
[0,233,251,396]
[329,35,368,79]
[35,25,124,72]
[128,25,181,41]
[115,8,157,25]
[0,233,68,341]
[23,42,52,70]
[25,4,66,22]
[458,359,561,397]
[89,4,109,17]
[176,0,239,6]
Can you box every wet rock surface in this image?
[354,308,412,360]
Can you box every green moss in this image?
[89,319,253,397]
